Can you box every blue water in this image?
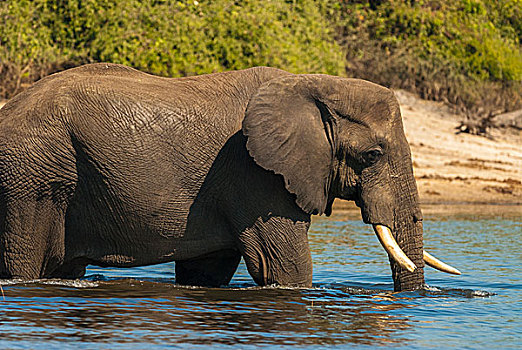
[1,205,520,349]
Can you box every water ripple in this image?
[0,208,520,349]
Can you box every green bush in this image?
[1,0,521,121]
[331,0,522,118]
[0,0,344,98]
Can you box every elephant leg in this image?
[0,198,66,279]
[46,259,87,279]
[239,216,313,287]
[175,249,241,287]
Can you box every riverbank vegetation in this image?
[333,0,521,130]
[1,0,520,125]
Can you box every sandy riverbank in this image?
[1,89,521,206]
[396,90,521,205]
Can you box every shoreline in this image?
[332,199,522,209]
[330,200,521,220]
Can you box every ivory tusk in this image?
[423,250,461,275]
[372,225,417,273]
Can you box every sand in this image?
[1,90,521,206]
[396,90,521,205]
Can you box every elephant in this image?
[0,63,459,291]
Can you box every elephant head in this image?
[243,74,459,291]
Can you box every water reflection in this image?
[0,279,419,346]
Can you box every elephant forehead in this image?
[335,98,396,139]
[318,83,399,123]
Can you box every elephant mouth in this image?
[372,224,461,276]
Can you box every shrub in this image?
[1,0,520,124]
[331,0,522,120]
[0,0,344,98]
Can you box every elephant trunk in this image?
[387,153,425,291]
[388,195,425,291]
[361,145,460,290]
[357,148,426,291]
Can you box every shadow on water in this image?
[0,277,493,347]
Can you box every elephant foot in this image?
[46,260,87,279]
[175,249,241,287]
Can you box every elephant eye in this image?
[364,149,383,165]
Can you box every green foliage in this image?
[333,0,522,116]
[0,0,344,98]
[1,0,520,117]
[337,0,521,82]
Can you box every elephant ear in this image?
[242,75,335,215]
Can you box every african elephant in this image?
[0,64,459,291]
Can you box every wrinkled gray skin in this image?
[0,64,424,291]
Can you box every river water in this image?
[1,205,520,349]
